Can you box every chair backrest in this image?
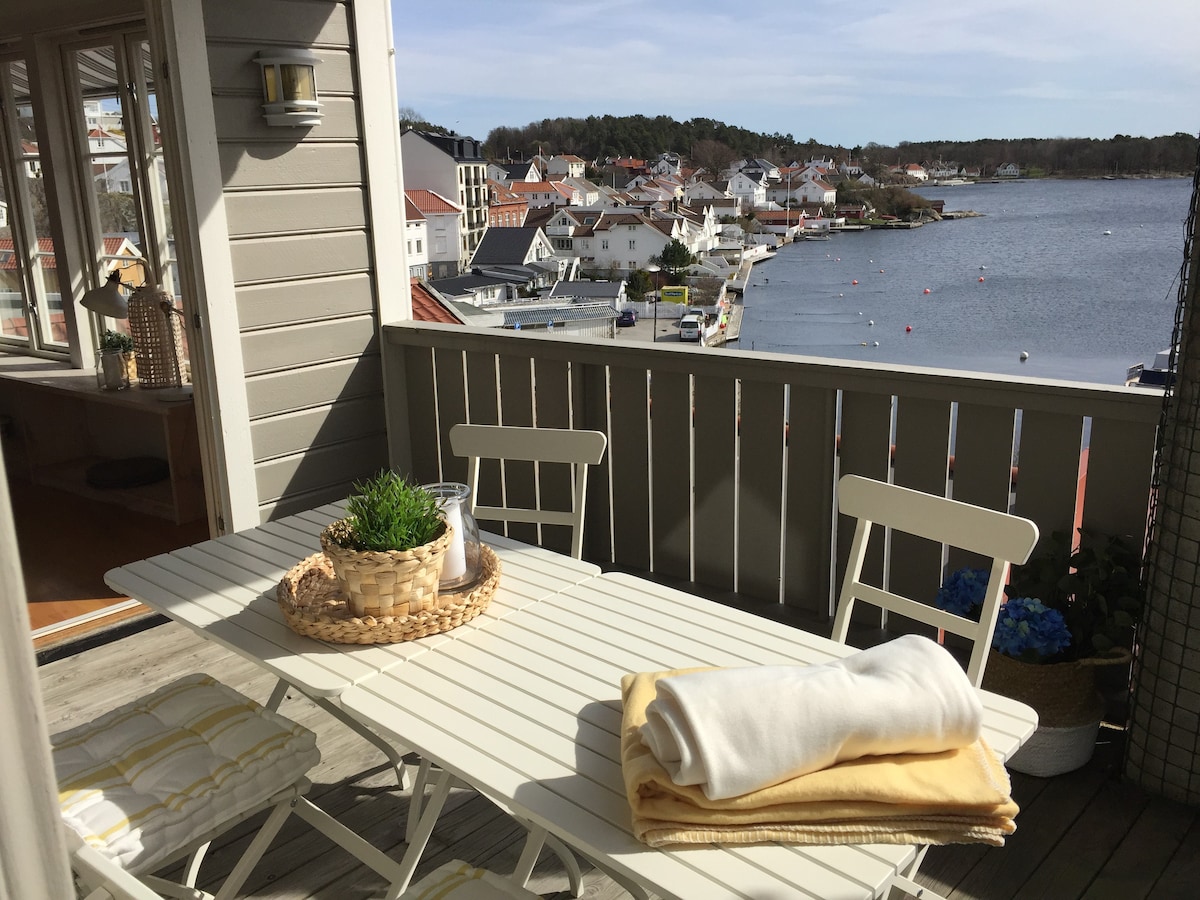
[830,474,1039,686]
[449,424,608,559]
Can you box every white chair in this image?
[449,423,608,560]
[56,673,406,900]
[831,473,1039,900]
[832,474,1040,687]
[398,425,609,898]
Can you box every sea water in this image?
[736,178,1192,385]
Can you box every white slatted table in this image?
[104,503,603,696]
[343,571,1040,900]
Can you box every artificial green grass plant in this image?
[330,471,445,552]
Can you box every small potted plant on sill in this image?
[319,471,454,619]
[96,329,136,390]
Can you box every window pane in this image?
[0,57,62,348]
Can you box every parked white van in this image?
[679,314,703,343]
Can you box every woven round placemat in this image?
[276,543,500,644]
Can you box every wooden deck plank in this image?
[1084,796,1196,899]
[1151,814,1200,898]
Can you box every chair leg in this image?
[211,798,297,900]
[510,822,584,898]
[406,757,434,843]
[384,768,455,900]
[179,840,211,887]
[266,677,411,792]
[889,846,948,900]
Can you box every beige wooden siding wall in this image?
[205,0,387,521]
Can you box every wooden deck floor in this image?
[37,620,1200,900]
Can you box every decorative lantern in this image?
[128,284,185,388]
[421,482,483,592]
[254,49,322,127]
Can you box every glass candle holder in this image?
[421,482,482,592]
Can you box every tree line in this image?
[475,113,1197,178]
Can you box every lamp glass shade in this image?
[80,274,128,318]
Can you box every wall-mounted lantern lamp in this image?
[254,49,322,127]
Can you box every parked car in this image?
[617,309,638,327]
[678,314,703,343]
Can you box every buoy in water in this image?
[867,319,875,326]
[923,288,931,294]
[978,276,985,282]
[872,341,879,347]
[905,325,912,333]
[852,280,858,285]
[880,269,885,273]
[1020,351,1030,361]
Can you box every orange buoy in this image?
[923,288,931,294]
[905,325,912,332]
[852,280,859,285]
[978,276,985,282]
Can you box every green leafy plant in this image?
[1004,529,1143,661]
[98,329,134,353]
[327,471,445,552]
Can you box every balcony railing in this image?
[383,322,1161,623]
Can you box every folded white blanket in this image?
[640,634,983,800]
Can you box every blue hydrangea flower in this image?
[992,597,1072,661]
[934,567,990,618]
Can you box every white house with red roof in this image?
[403,196,429,280]
[506,180,573,208]
[405,189,463,279]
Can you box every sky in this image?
[394,0,1199,151]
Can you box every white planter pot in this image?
[1007,719,1102,777]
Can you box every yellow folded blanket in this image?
[621,668,1019,848]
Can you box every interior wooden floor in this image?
[9,474,209,653]
[35,619,1200,900]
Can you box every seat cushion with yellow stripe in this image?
[401,859,541,899]
[53,673,320,874]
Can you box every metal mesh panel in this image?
[1125,137,1200,802]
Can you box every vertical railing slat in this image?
[579,360,613,562]
[692,373,737,591]
[837,390,894,615]
[1083,416,1157,546]
[783,384,837,616]
[653,369,694,581]
[609,365,652,570]
[391,345,436,480]
[531,356,574,555]
[949,402,1018,571]
[738,380,787,603]
[433,347,468,485]
[1014,409,1086,551]
[486,353,535,546]
[890,396,954,634]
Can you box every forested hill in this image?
[481,114,1197,177]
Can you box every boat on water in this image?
[1126,348,1176,388]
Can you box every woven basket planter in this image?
[982,648,1131,777]
[319,518,454,618]
[277,543,500,644]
